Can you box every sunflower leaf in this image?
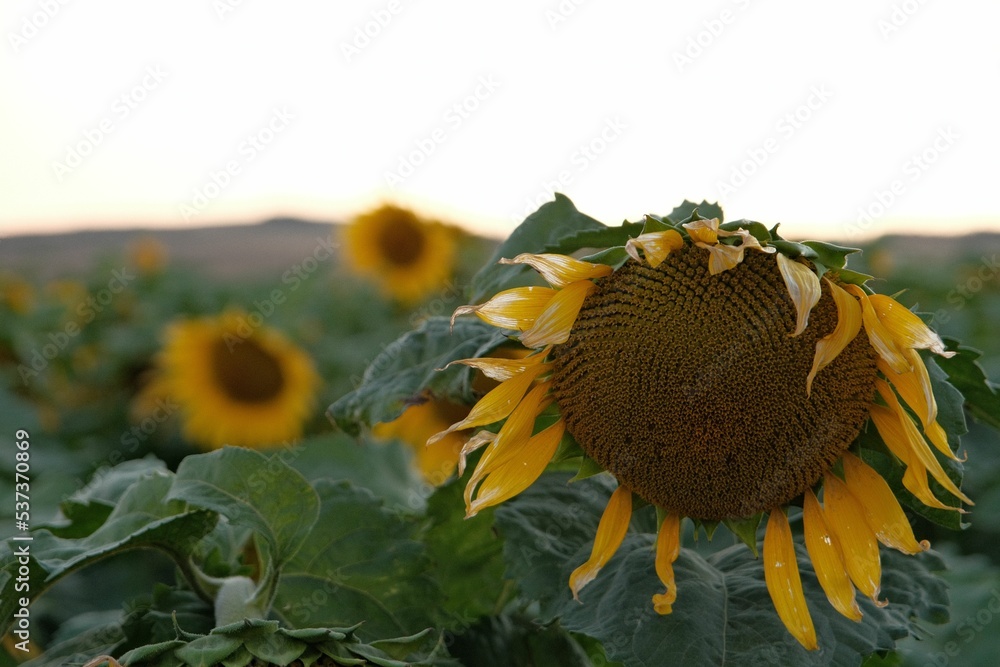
[167,447,320,604]
[663,200,724,225]
[468,194,608,302]
[496,472,951,667]
[935,341,1000,431]
[270,480,440,642]
[328,317,505,436]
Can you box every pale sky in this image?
[2,1,999,242]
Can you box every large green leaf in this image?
[271,480,440,641]
[0,472,216,634]
[495,473,950,667]
[166,447,320,583]
[328,317,505,436]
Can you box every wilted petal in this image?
[519,279,596,348]
[570,486,632,600]
[845,285,910,374]
[466,419,564,517]
[841,452,928,554]
[777,253,822,337]
[807,279,863,395]
[652,512,682,614]
[763,508,818,651]
[682,218,723,245]
[869,293,954,358]
[876,380,972,505]
[445,350,549,382]
[625,230,685,268]
[451,286,557,331]
[499,253,612,288]
[457,430,495,476]
[822,475,883,605]
[696,242,744,275]
[428,364,547,444]
[803,489,863,621]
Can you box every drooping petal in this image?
[763,508,818,651]
[841,452,929,554]
[519,279,596,348]
[868,293,955,358]
[466,419,564,517]
[869,403,960,511]
[428,364,548,444]
[499,253,613,289]
[803,489,863,621]
[445,350,549,383]
[877,352,958,462]
[451,286,557,331]
[822,475,883,605]
[570,486,633,600]
[807,279,863,394]
[695,242,744,275]
[652,512,682,614]
[876,380,972,505]
[682,218,723,245]
[844,284,910,374]
[734,229,776,255]
[776,254,823,337]
[457,430,495,476]
[624,230,685,268]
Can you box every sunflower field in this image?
[1,198,999,667]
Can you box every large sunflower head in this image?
[433,207,973,650]
[344,204,457,305]
[159,311,319,450]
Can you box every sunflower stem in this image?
[492,579,517,616]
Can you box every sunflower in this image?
[344,204,457,304]
[128,236,169,275]
[433,213,971,650]
[372,398,470,486]
[159,311,319,450]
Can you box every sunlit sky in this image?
[2,1,999,242]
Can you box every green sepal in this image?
[723,514,763,558]
[768,240,818,260]
[692,518,720,541]
[579,246,630,270]
[826,267,874,286]
[801,240,861,270]
[720,220,772,246]
[571,456,606,483]
[640,213,674,234]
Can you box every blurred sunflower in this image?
[373,398,470,486]
[0,274,35,315]
[344,204,457,304]
[435,214,971,650]
[128,236,169,275]
[159,312,318,450]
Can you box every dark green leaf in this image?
[469,194,607,302]
[663,200,724,224]
[173,634,242,666]
[446,615,594,667]
[935,341,1000,431]
[271,480,440,641]
[167,447,319,580]
[328,317,505,436]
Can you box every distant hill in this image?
[0,218,343,282]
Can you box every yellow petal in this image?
[841,452,929,554]
[869,403,960,511]
[876,380,972,505]
[776,254,822,337]
[735,229,777,255]
[451,286,557,331]
[844,285,910,374]
[807,279,862,395]
[822,475,883,604]
[457,430,495,476]
[868,293,954,358]
[695,242,743,275]
[570,486,632,600]
[803,489,863,622]
[428,364,548,444]
[652,512,682,614]
[519,280,595,348]
[682,217,722,244]
[466,419,564,517]
[624,230,685,268]
[877,351,959,462]
[445,351,549,383]
[499,253,613,288]
[763,508,818,651]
